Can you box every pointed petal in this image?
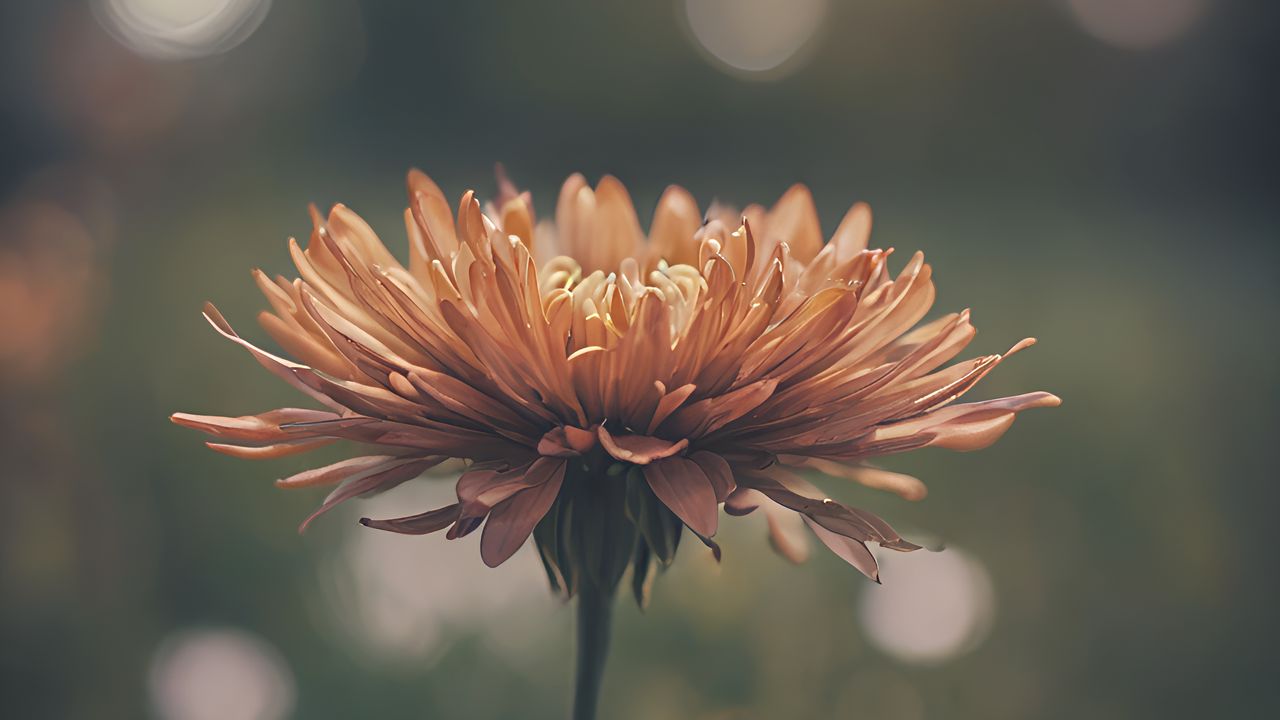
[360,503,461,535]
[785,456,928,501]
[765,184,823,263]
[643,457,719,537]
[829,202,872,262]
[690,451,736,502]
[206,437,336,459]
[803,516,879,581]
[871,391,1061,452]
[299,456,442,531]
[481,461,566,567]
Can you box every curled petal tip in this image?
[1006,337,1038,355]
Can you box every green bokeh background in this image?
[2,1,1276,718]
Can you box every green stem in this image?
[572,580,615,720]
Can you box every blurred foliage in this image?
[1,0,1277,718]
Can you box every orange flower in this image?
[172,169,1058,591]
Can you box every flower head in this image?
[173,168,1057,596]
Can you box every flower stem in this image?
[572,579,615,720]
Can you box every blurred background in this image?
[1,1,1276,718]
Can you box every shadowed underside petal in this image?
[742,470,920,552]
[360,503,461,535]
[802,516,880,581]
[481,460,567,567]
[299,456,445,531]
[643,457,719,537]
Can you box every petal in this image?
[802,516,879,581]
[743,470,920,552]
[649,185,702,268]
[783,456,928,501]
[871,391,1061,452]
[197,303,346,412]
[170,408,343,443]
[597,425,688,465]
[276,454,405,489]
[764,184,823,263]
[765,500,811,564]
[829,202,872,262]
[299,456,442,531]
[360,503,461,535]
[206,437,336,460]
[724,487,762,516]
[480,461,566,567]
[690,451,736,502]
[643,457,719,537]
[456,459,550,519]
[663,379,778,438]
[537,425,597,457]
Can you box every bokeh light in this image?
[0,166,113,386]
[322,482,556,663]
[1066,0,1208,50]
[682,0,828,79]
[859,546,996,665]
[148,627,295,720]
[92,0,272,60]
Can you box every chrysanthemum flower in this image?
[172,168,1056,718]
